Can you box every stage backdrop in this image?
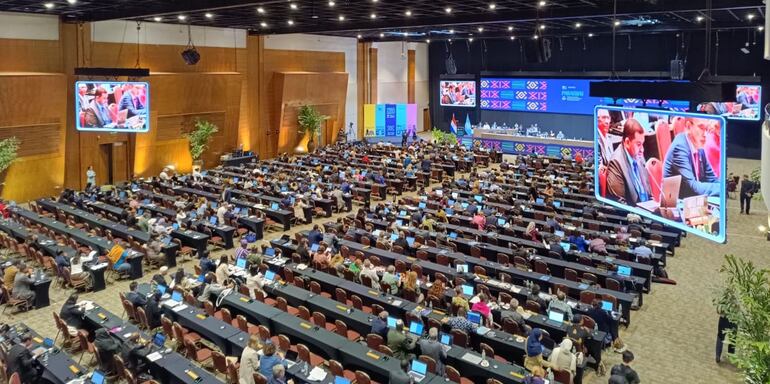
[364,104,417,137]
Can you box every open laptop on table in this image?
[89,370,106,384]
[546,310,565,326]
[637,175,682,221]
[408,359,428,382]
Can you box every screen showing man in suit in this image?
[75,81,150,133]
[594,106,726,243]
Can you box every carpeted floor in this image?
[3,154,765,384]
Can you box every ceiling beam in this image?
[77,0,286,22]
[250,0,762,35]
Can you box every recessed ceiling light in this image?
[67,0,77,4]
[426,39,431,43]
[205,13,213,19]
[405,10,412,16]
[43,2,54,9]
[489,3,496,10]
[328,0,335,6]
[445,7,452,14]
[538,1,546,7]
[153,16,162,22]
[289,3,298,10]
[338,15,345,21]
[372,0,378,2]
[260,21,268,27]
[178,15,186,21]
[257,7,265,14]
[759,26,765,31]
[477,27,484,32]
[468,38,474,42]
[747,14,755,20]
[613,20,620,26]
[357,34,362,38]
[575,22,582,28]
[533,34,539,39]
[510,35,515,40]
[508,26,514,31]
[588,33,594,37]
[380,33,385,38]
[540,24,546,30]
[370,13,377,19]
[695,15,704,22]
[287,19,294,25]
[449,29,455,34]
[448,38,452,42]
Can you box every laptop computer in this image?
[474,195,483,203]
[451,192,459,199]
[310,243,320,253]
[390,233,399,242]
[601,300,614,311]
[616,265,632,276]
[395,220,404,227]
[209,216,218,225]
[162,236,172,246]
[211,202,218,209]
[408,359,428,382]
[233,177,239,183]
[560,242,571,252]
[264,270,277,282]
[334,377,351,384]
[547,310,565,326]
[408,322,424,336]
[456,264,468,273]
[467,311,482,326]
[152,332,166,348]
[418,202,426,209]
[235,258,247,270]
[638,175,682,212]
[461,284,474,296]
[497,218,506,226]
[399,210,408,216]
[461,202,469,209]
[137,208,144,216]
[264,248,276,257]
[406,237,415,247]
[553,201,562,208]
[90,370,105,384]
[562,187,569,194]
[445,208,454,216]
[156,285,167,295]
[165,291,183,307]
[536,198,545,204]
[234,207,241,214]
[271,203,279,210]
[197,274,206,283]
[387,316,398,328]
[449,232,458,239]
[189,211,197,219]
[439,332,453,348]
[172,223,179,231]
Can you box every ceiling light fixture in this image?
[747,13,755,20]
[445,7,452,14]
[469,38,474,42]
[370,13,377,19]
[613,20,620,26]
[43,2,54,9]
[538,1,546,7]
[328,0,335,6]
[405,10,412,16]
[588,33,594,37]
[449,29,455,34]
[153,17,162,22]
[759,26,765,31]
[380,33,385,38]
[357,34,362,38]
[575,22,582,28]
[289,3,298,10]
[67,0,77,4]
[260,21,268,27]
[338,15,345,21]
[205,13,213,19]
[510,35,515,40]
[287,19,294,25]
[178,15,187,21]
[257,7,265,14]
[478,27,484,32]
[489,3,496,10]
[533,34,539,39]
[696,15,704,22]
[508,26,514,31]
[426,39,431,43]
[540,24,546,30]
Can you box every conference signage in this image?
[364,104,417,137]
[594,106,726,243]
[480,77,690,115]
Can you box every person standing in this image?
[86,165,96,188]
[609,351,641,384]
[739,174,757,214]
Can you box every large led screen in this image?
[595,106,726,243]
[440,80,476,107]
[76,81,149,132]
[697,84,762,121]
[363,104,417,137]
[480,78,690,115]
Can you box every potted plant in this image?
[714,254,770,383]
[184,119,219,167]
[0,137,20,194]
[296,105,329,153]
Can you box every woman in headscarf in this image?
[524,328,551,372]
[548,338,577,379]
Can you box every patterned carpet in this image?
[3,155,765,384]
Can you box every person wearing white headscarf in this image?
[548,338,577,378]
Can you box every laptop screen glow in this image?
[410,360,428,376]
[548,310,565,323]
[408,322,423,336]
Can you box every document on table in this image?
[307,367,327,381]
[146,351,163,362]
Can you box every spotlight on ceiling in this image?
[178,15,187,21]
[289,3,298,10]
[696,15,704,22]
[405,10,412,16]
[489,3,496,10]
[153,17,162,22]
[205,13,213,19]
[328,0,335,6]
[445,7,452,14]
[538,1,546,7]
[43,2,54,9]
[257,7,265,14]
[575,22,582,28]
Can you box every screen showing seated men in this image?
[696,84,762,121]
[440,80,476,107]
[75,81,149,132]
[594,106,726,243]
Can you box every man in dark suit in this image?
[371,311,389,339]
[606,118,652,205]
[7,334,41,384]
[663,117,720,198]
[84,87,112,128]
[118,84,146,118]
[597,108,614,166]
[739,174,757,214]
[126,281,147,308]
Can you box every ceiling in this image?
[0,0,765,41]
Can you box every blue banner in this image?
[385,104,397,136]
[375,105,386,136]
[395,104,407,136]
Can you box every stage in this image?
[461,130,595,158]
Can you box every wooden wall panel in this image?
[408,49,416,104]
[0,124,60,156]
[273,72,348,155]
[0,38,61,73]
[89,42,246,74]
